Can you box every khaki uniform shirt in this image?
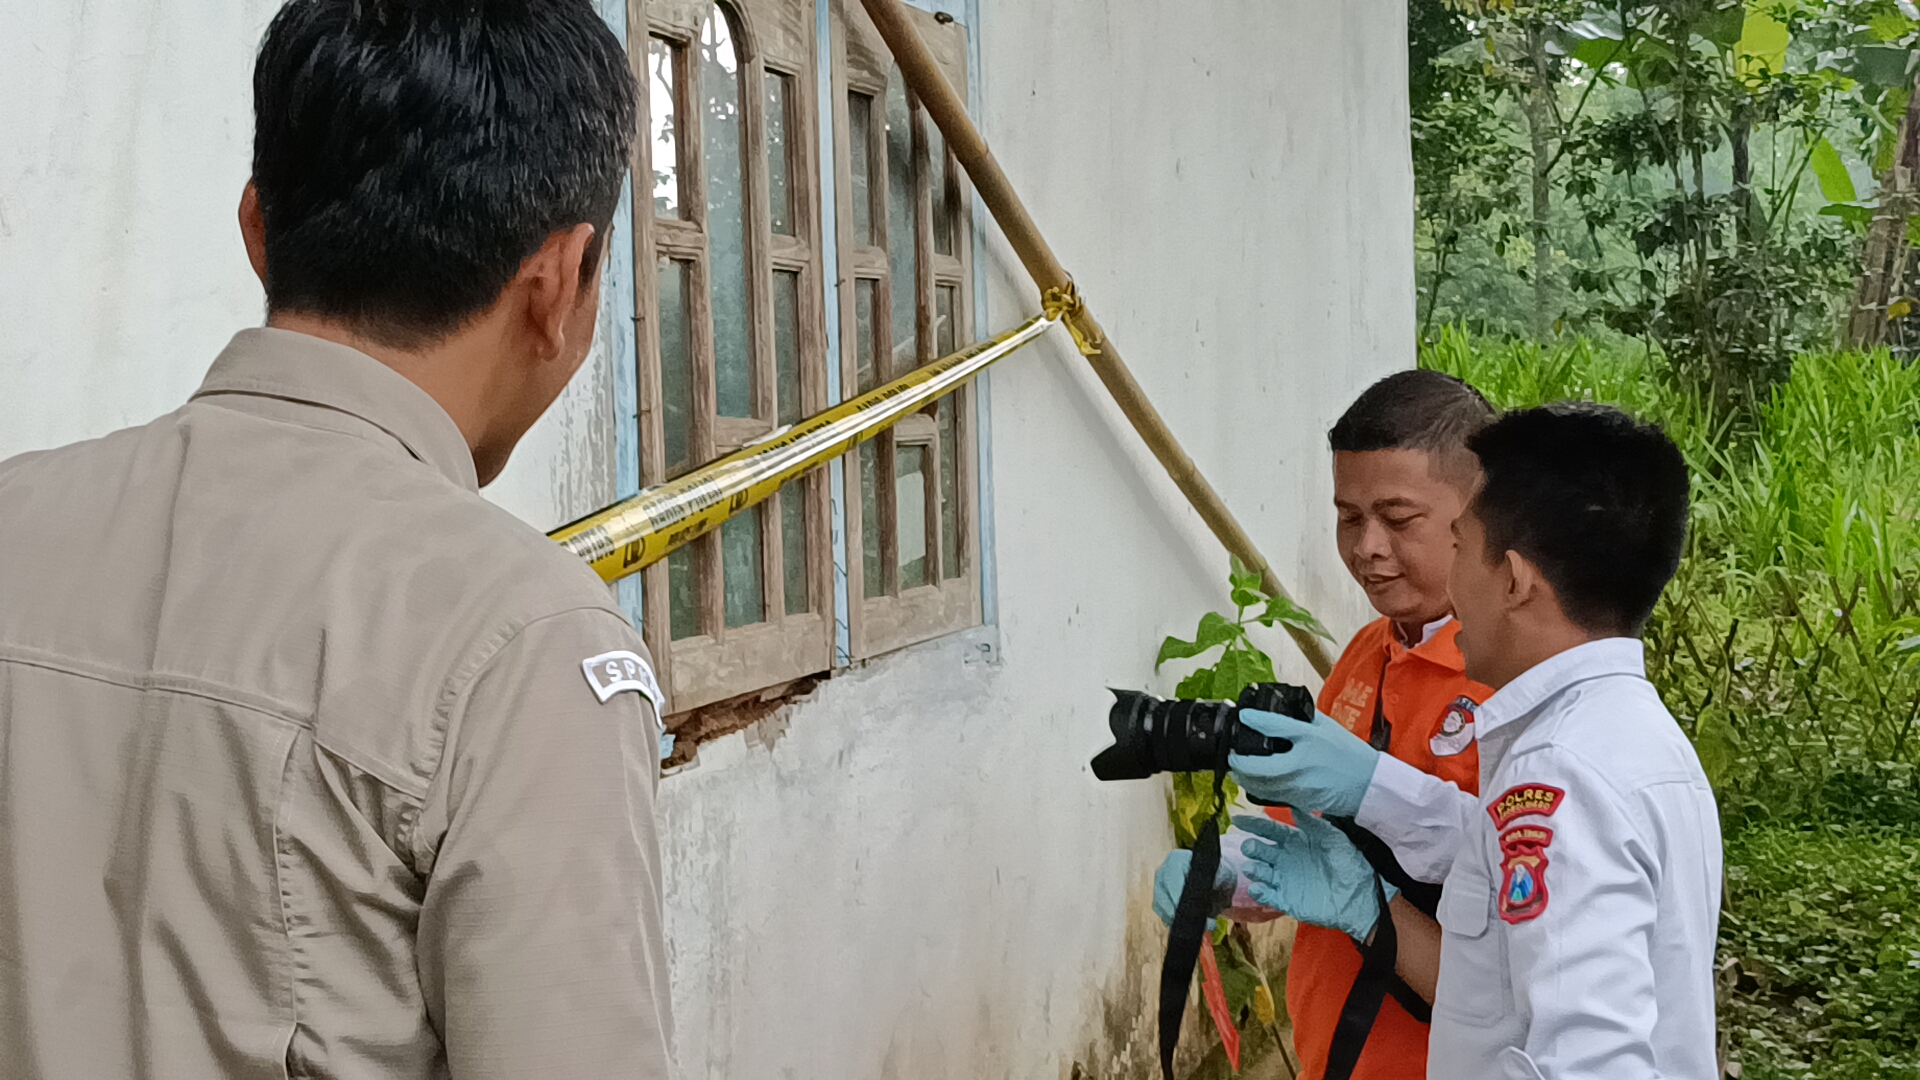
[0,329,673,1079]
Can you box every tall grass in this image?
[1423,327,1920,826]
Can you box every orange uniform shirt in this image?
[1272,616,1490,1080]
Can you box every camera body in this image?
[1090,681,1315,781]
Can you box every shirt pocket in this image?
[1433,844,1513,1026]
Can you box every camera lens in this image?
[1089,683,1310,782]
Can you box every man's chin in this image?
[1365,586,1431,624]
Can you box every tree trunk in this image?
[1525,23,1556,341]
[1846,79,1920,350]
[1731,107,1754,246]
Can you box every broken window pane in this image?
[649,38,682,218]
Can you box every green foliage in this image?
[1156,559,1317,846]
[1426,329,1920,822]
[1153,563,1321,1068]
[1411,0,1904,399]
[1721,825,1920,1078]
[1428,329,1920,1077]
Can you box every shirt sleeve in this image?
[1494,750,1663,1080]
[1355,752,1481,884]
[413,607,672,1080]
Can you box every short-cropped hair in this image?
[1468,402,1690,636]
[252,0,638,346]
[1328,370,1496,479]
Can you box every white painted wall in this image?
[641,4,1412,1075]
[0,0,1412,1076]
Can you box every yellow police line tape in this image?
[549,313,1058,582]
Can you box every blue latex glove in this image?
[1232,812,1392,941]
[1152,848,1237,927]
[1228,709,1382,817]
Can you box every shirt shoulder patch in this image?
[581,649,664,712]
[1487,782,1565,828]
[1497,824,1554,924]
[1428,695,1478,757]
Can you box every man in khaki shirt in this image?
[0,2,671,1077]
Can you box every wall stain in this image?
[1069,887,1298,1080]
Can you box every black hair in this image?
[252,0,638,347]
[1467,402,1690,636]
[1327,370,1495,470]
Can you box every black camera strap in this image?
[1317,663,1438,1080]
[1158,769,1227,1080]
[1323,876,1408,1080]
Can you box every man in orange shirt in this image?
[1152,369,1494,1080]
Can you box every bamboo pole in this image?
[857,0,1334,678]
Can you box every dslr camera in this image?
[1090,681,1315,782]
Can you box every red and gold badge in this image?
[1488,782,1565,828]
[1497,824,1554,924]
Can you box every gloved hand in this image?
[1151,848,1237,926]
[1232,812,1393,941]
[1228,709,1382,817]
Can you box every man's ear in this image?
[519,223,599,360]
[1503,548,1537,612]
[239,183,268,287]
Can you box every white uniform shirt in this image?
[1355,638,1722,1080]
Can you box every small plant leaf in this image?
[1154,611,1241,669]
[1809,136,1858,204]
[1214,646,1278,698]
[1174,668,1216,699]
[1230,586,1266,610]
[1258,595,1336,641]
[1228,556,1264,596]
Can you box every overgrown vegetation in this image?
[1401,2,1920,1075]
[1412,0,1920,401]
[1425,329,1920,1078]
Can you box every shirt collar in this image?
[1474,636,1647,740]
[1390,615,1467,672]
[193,328,479,492]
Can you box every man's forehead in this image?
[1331,447,1462,503]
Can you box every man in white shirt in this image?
[1231,402,1721,1079]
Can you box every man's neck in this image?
[1483,618,1604,690]
[266,312,490,463]
[1391,611,1452,648]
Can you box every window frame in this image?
[633,0,834,713]
[627,0,981,715]
[833,0,979,661]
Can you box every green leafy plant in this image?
[1153,562,1331,1076]
[1156,559,1331,846]
[1720,825,1920,1079]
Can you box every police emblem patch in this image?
[1497,825,1553,924]
[1488,782,1566,828]
[581,650,665,713]
[1428,695,1478,757]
